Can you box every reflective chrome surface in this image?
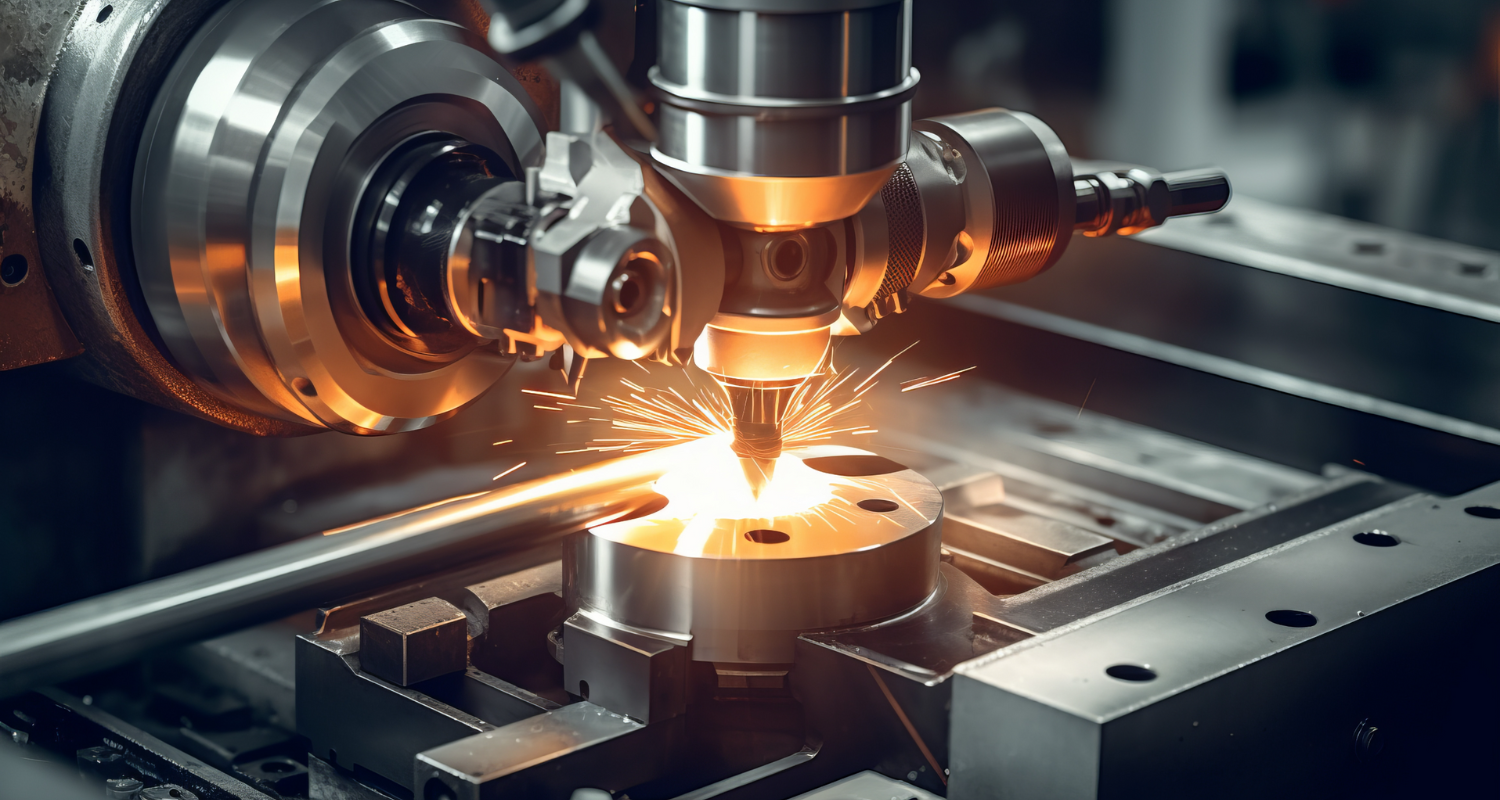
[912,109,1075,298]
[0,444,684,698]
[133,0,546,433]
[574,444,943,663]
[649,0,916,226]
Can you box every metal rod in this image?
[0,448,680,698]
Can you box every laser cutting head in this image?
[695,319,833,494]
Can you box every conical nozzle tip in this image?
[739,456,776,499]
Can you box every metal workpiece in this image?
[130,0,547,434]
[415,701,672,800]
[572,446,943,663]
[948,487,1500,799]
[0,445,682,698]
[359,597,470,687]
[562,611,690,723]
[649,0,917,226]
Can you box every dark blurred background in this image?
[911,0,1500,250]
[3,0,1496,619]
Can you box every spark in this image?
[1075,377,1098,420]
[491,462,527,481]
[853,340,919,396]
[522,388,577,400]
[899,366,976,393]
[568,343,917,458]
[491,439,513,446]
[534,405,564,412]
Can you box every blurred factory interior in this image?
[917,0,1499,250]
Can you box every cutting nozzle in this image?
[721,380,799,499]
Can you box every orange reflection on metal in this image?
[592,439,925,560]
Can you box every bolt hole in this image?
[169,791,181,798]
[578,679,590,700]
[96,5,113,22]
[857,498,899,513]
[1460,262,1489,277]
[424,778,458,800]
[292,377,317,397]
[0,254,27,286]
[744,529,790,544]
[767,238,806,280]
[937,271,956,286]
[258,758,297,774]
[610,261,650,316]
[1266,609,1317,628]
[1464,505,1500,519]
[1353,530,1399,547]
[1105,664,1156,682]
[72,238,95,271]
[1353,241,1385,256]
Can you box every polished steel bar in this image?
[0,448,679,698]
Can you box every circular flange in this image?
[133,0,546,433]
[573,444,943,663]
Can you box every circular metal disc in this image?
[575,444,942,663]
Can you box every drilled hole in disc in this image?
[1266,609,1317,628]
[1105,664,1156,682]
[858,498,899,513]
[744,529,790,544]
[1353,530,1399,547]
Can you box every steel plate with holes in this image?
[948,485,1500,799]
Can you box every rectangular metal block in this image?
[944,509,1115,578]
[949,484,1500,799]
[462,562,566,690]
[416,702,672,800]
[562,612,688,723]
[359,597,468,687]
